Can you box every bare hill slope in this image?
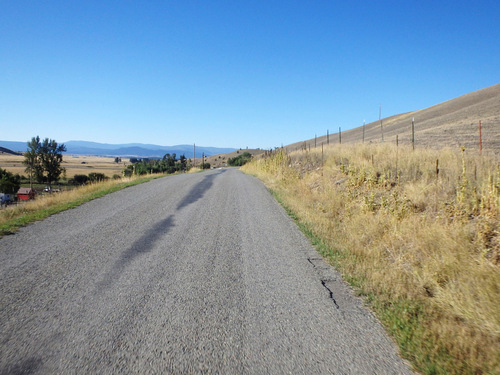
[289,83,500,153]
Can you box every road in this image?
[0,169,414,374]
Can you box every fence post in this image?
[380,104,384,143]
[479,120,482,154]
[411,117,415,151]
[396,135,399,176]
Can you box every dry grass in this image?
[0,154,129,179]
[0,175,158,236]
[243,144,500,374]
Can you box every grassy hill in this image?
[287,82,500,153]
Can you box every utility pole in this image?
[193,143,196,167]
[327,129,329,145]
[339,127,341,144]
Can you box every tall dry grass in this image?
[242,144,499,374]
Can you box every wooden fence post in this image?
[411,117,415,151]
[479,120,482,154]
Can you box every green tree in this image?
[71,174,89,185]
[24,136,67,186]
[228,152,252,166]
[24,136,44,184]
[88,172,106,182]
[0,168,21,194]
[178,154,187,171]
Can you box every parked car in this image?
[44,186,51,192]
[0,193,12,206]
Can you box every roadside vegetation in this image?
[124,154,190,176]
[242,144,499,374]
[228,151,253,166]
[0,137,199,235]
[0,174,162,237]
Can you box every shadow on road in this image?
[96,214,175,290]
[176,170,225,211]
[97,170,225,291]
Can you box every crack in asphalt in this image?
[321,280,340,309]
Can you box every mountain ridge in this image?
[0,140,236,158]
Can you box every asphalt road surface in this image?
[0,169,414,374]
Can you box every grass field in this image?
[243,144,500,375]
[0,153,129,180]
[0,174,162,236]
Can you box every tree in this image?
[71,174,88,185]
[178,154,187,171]
[228,152,252,166]
[0,168,21,194]
[24,136,44,184]
[24,136,67,186]
[88,172,106,182]
[200,162,211,170]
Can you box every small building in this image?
[17,187,36,201]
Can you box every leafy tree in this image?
[0,168,21,194]
[228,152,252,166]
[24,136,44,183]
[123,165,134,177]
[88,172,107,182]
[71,174,89,185]
[178,154,187,171]
[124,153,190,176]
[24,136,67,186]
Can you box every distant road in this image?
[0,169,413,374]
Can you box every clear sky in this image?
[1,1,499,149]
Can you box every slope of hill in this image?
[203,149,265,168]
[0,147,22,156]
[288,82,500,153]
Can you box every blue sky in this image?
[1,1,499,149]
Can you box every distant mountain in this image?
[0,140,236,158]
